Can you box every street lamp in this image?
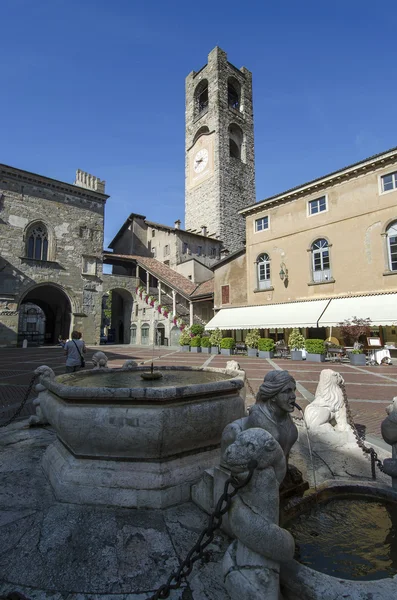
[279,262,288,282]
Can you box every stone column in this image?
[158,282,162,304]
[172,290,176,315]
[190,302,194,327]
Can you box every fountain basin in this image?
[280,481,397,600]
[39,365,246,509]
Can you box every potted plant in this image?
[244,329,260,357]
[179,328,191,352]
[338,316,371,367]
[201,336,211,354]
[209,329,223,354]
[258,337,275,358]
[190,335,201,353]
[220,337,235,356]
[190,324,205,337]
[288,328,306,361]
[305,339,326,362]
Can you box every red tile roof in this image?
[103,253,213,299]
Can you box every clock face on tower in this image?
[193,148,209,173]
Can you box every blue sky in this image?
[2,0,397,249]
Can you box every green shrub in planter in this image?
[190,324,205,336]
[305,338,326,362]
[220,337,236,350]
[201,337,211,348]
[304,339,326,354]
[179,329,191,351]
[220,337,235,355]
[288,328,305,350]
[245,329,260,349]
[190,335,201,353]
[258,338,275,352]
[209,329,223,347]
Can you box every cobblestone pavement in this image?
[0,345,396,439]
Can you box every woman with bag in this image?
[64,330,86,373]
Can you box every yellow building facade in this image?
[208,147,397,347]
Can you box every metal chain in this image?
[341,381,384,477]
[147,460,258,600]
[0,374,38,428]
[245,376,256,399]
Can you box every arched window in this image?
[228,77,241,111]
[256,253,271,290]
[193,126,209,145]
[194,79,208,118]
[229,123,243,160]
[386,221,397,271]
[311,239,331,282]
[26,223,48,261]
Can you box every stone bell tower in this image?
[185,47,256,252]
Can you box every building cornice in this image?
[240,146,397,216]
[0,164,109,202]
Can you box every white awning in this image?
[205,299,330,330]
[318,294,397,327]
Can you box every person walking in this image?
[64,330,86,373]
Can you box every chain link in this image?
[147,460,257,600]
[0,374,38,429]
[341,381,384,477]
[245,375,256,399]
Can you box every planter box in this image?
[201,347,210,354]
[306,353,326,363]
[290,350,303,361]
[259,351,274,359]
[180,345,190,353]
[211,347,219,354]
[221,349,234,356]
[247,348,257,357]
[349,353,366,366]
[190,347,201,353]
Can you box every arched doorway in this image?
[170,326,181,347]
[19,284,72,345]
[102,288,133,344]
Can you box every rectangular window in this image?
[183,242,188,254]
[381,172,397,192]
[197,246,202,256]
[308,196,327,215]
[210,247,216,258]
[163,245,170,257]
[221,285,230,304]
[390,234,397,271]
[255,216,269,232]
[152,247,156,257]
[82,257,97,275]
[152,229,156,237]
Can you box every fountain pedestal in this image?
[38,365,246,509]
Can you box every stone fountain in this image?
[1,362,397,600]
[33,355,246,509]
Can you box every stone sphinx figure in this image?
[91,351,108,369]
[304,369,355,441]
[381,397,397,488]
[221,370,301,490]
[28,365,56,426]
[222,428,295,600]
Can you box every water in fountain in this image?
[58,369,230,388]
[286,494,397,580]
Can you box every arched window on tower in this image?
[193,126,210,145]
[311,238,331,282]
[229,123,244,160]
[194,79,208,118]
[228,77,241,111]
[26,223,49,261]
[256,253,271,290]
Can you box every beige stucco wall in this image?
[244,162,397,306]
[213,253,247,309]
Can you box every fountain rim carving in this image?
[44,365,245,402]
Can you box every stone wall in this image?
[0,164,108,345]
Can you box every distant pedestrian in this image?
[64,331,86,373]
